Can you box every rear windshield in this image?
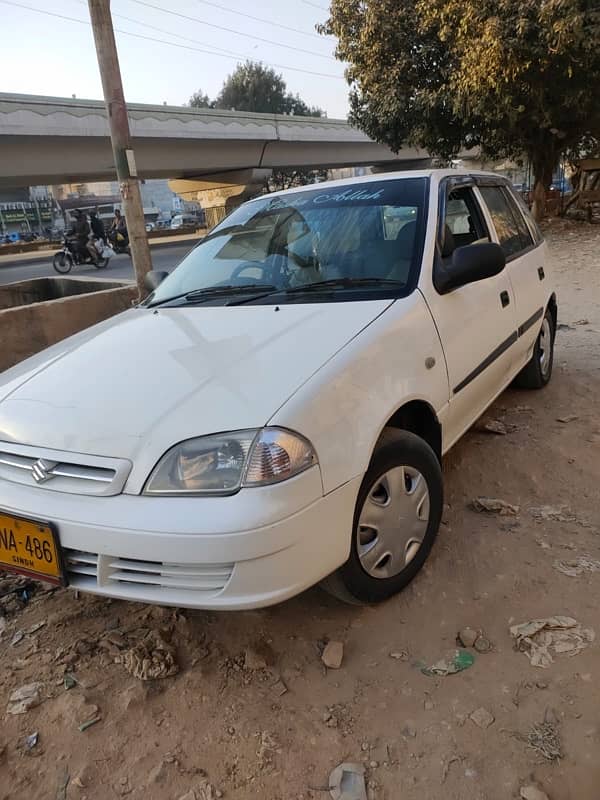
[150,177,429,305]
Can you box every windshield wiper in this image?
[285,277,404,294]
[148,283,277,308]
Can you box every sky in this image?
[0,0,350,119]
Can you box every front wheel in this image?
[513,307,555,389]
[94,257,109,269]
[53,251,73,274]
[322,429,443,604]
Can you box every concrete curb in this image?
[0,233,203,269]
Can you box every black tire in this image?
[53,252,73,274]
[94,257,109,269]
[322,429,443,604]
[513,307,555,389]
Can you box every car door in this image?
[477,182,547,369]
[421,177,518,450]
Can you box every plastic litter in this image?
[79,716,102,732]
[422,648,475,677]
[471,497,519,516]
[25,732,39,750]
[117,629,179,680]
[64,673,77,690]
[329,762,367,800]
[510,616,594,668]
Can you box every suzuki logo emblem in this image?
[31,459,58,484]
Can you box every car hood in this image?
[0,301,391,483]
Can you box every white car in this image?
[0,170,556,609]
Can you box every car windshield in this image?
[149,177,428,305]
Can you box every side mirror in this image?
[144,270,169,292]
[434,242,506,294]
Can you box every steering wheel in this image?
[230,260,268,283]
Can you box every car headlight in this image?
[143,428,318,495]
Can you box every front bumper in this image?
[0,467,360,609]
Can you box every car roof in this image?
[248,168,506,203]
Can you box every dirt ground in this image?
[1,221,599,800]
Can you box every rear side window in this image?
[502,188,534,251]
[479,186,525,258]
[509,187,544,245]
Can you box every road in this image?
[0,241,196,285]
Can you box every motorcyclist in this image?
[71,210,99,265]
[110,209,128,248]
[90,210,106,243]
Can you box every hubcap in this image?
[357,466,430,579]
[539,317,552,378]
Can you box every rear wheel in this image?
[52,252,73,274]
[322,429,443,604]
[514,308,555,389]
[94,257,109,269]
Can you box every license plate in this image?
[0,511,66,585]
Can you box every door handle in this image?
[538,267,545,280]
[500,290,510,308]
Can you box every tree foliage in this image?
[321,0,600,218]
[189,61,323,116]
[189,90,212,109]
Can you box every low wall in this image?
[0,277,137,373]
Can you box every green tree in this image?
[189,90,212,109]
[321,0,600,219]
[211,61,323,117]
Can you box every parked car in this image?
[0,170,555,610]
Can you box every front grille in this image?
[65,549,99,578]
[64,548,233,597]
[0,441,131,496]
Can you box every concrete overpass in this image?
[0,92,432,190]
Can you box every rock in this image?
[7,682,43,715]
[556,415,578,424]
[470,707,495,729]
[475,419,508,435]
[322,640,344,669]
[474,635,492,653]
[10,630,24,647]
[424,699,434,711]
[402,725,417,738]
[177,793,196,800]
[520,785,550,800]
[244,647,267,671]
[389,651,409,661]
[369,760,378,769]
[458,627,478,648]
[471,497,520,516]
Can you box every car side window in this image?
[479,186,528,258]
[440,187,490,258]
[502,187,535,250]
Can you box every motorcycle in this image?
[108,229,131,256]
[52,236,114,274]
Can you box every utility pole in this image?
[87,0,152,298]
